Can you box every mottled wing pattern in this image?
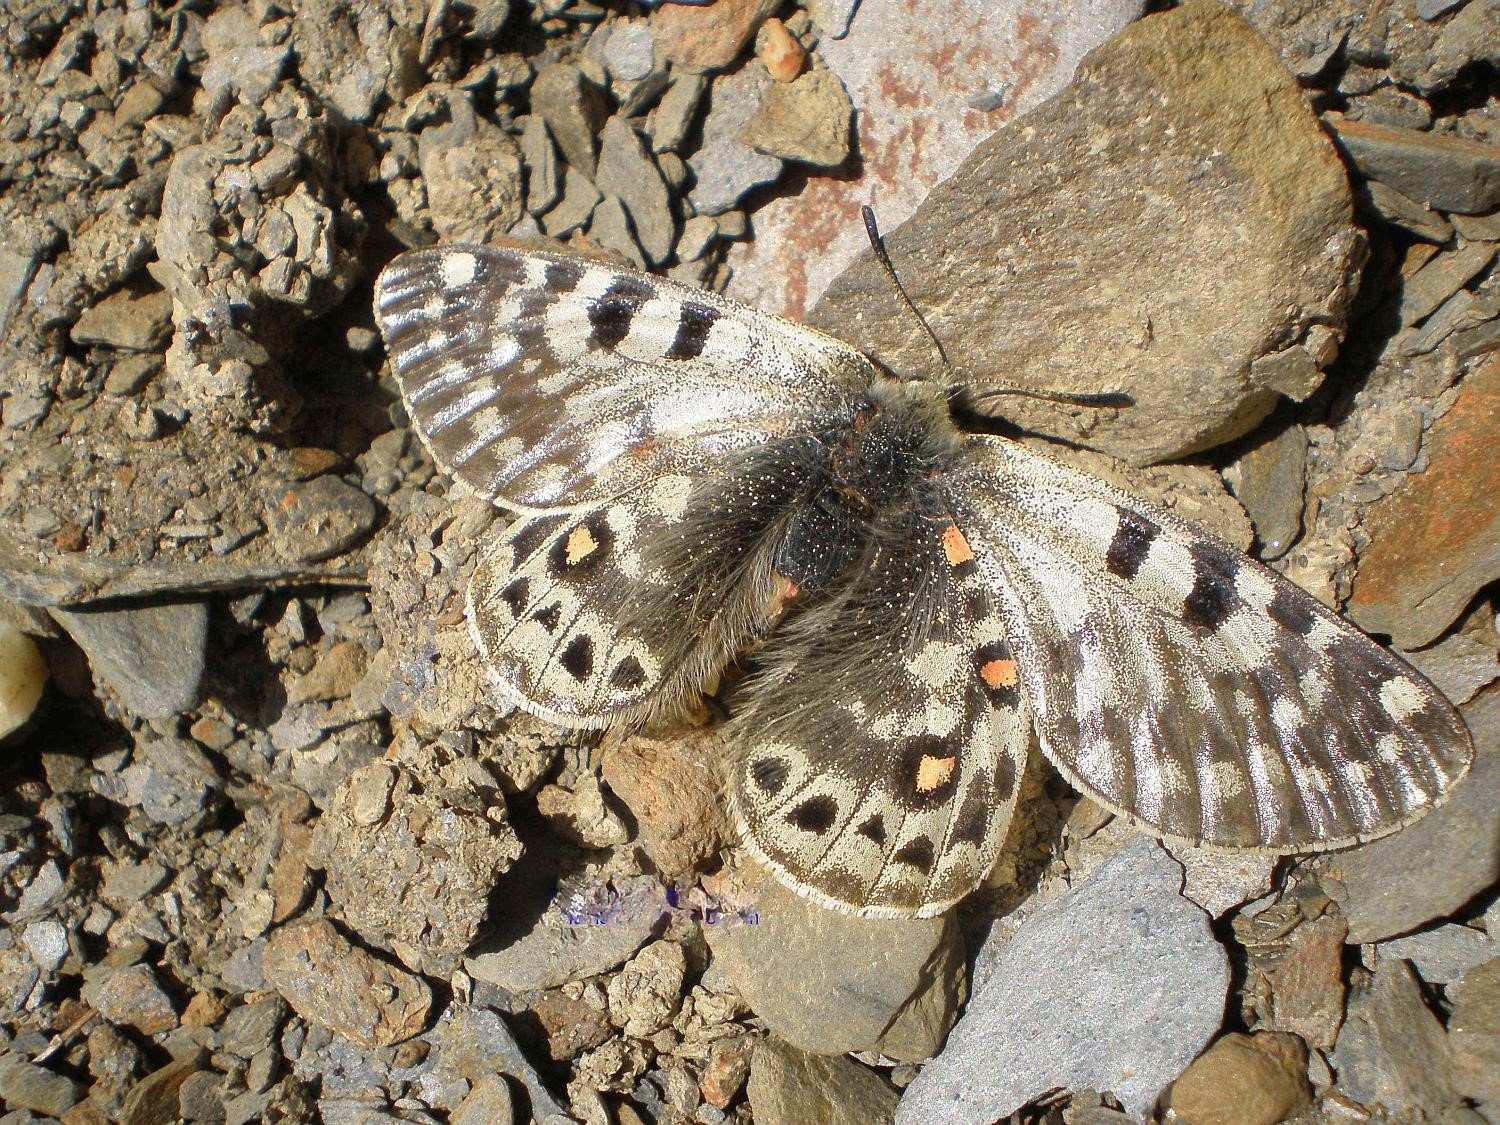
[728,513,1029,917]
[945,435,1473,852]
[467,474,701,726]
[374,244,877,512]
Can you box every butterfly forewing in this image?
[945,435,1472,852]
[374,244,877,512]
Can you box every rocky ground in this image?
[0,0,1498,1122]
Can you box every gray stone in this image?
[647,72,707,153]
[50,599,208,719]
[706,872,965,1062]
[265,476,377,565]
[897,839,1228,1121]
[595,118,675,265]
[200,44,290,103]
[0,1054,81,1117]
[0,242,40,341]
[10,860,65,921]
[1407,623,1500,707]
[687,65,784,216]
[1356,179,1446,243]
[601,20,656,83]
[520,115,560,217]
[747,1039,898,1125]
[742,67,853,168]
[1326,114,1500,215]
[726,0,1141,318]
[1331,959,1460,1114]
[1222,419,1308,560]
[418,100,524,243]
[1171,848,1278,918]
[1326,689,1500,944]
[1449,957,1500,1104]
[588,195,648,270]
[430,1005,571,1123]
[1399,242,1499,326]
[807,0,861,37]
[1383,923,1496,985]
[530,62,606,177]
[541,167,602,239]
[466,877,666,991]
[177,1070,227,1123]
[811,1,1359,466]
[21,919,68,973]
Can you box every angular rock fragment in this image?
[813,1,1360,465]
[898,839,1228,1121]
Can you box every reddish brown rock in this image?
[701,1033,756,1109]
[1349,355,1500,648]
[1270,913,1348,1050]
[262,918,431,1048]
[601,729,726,877]
[531,989,613,1061]
[81,965,178,1037]
[652,0,780,72]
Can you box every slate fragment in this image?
[706,872,966,1063]
[897,839,1228,1121]
[50,599,208,719]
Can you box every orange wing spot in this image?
[916,754,957,793]
[629,437,658,459]
[980,658,1018,689]
[767,572,800,618]
[941,523,975,567]
[565,525,600,564]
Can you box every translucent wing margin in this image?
[374,244,877,512]
[945,435,1472,853]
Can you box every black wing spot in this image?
[559,634,594,681]
[950,779,991,846]
[666,301,719,360]
[499,578,529,619]
[514,290,550,353]
[588,275,654,351]
[532,602,562,634]
[510,515,567,564]
[856,814,886,846]
[894,836,935,874]
[750,755,790,796]
[609,654,647,692]
[1105,508,1159,581]
[544,258,585,293]
[1182,540,1240,632]
[788,795,839,835]
[995,752,1017,801]
[1266,583,1317,636]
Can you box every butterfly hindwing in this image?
[727,502,1028,917]
[945,435,1473,853]
[374,244,877,512]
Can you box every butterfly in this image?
[372,242,1473,918]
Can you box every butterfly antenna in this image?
[861,205,950,374]
[970,386,1134,409]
